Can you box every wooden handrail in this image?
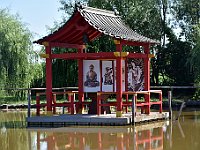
[52,91,78,95]
[97,90,162,95]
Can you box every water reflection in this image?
[29,122,166,150]
[1,111,200,150]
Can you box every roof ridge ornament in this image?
[78,5,117,17]
[75,2,82,10]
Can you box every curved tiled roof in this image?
[34,5,159,45]
[78,5,159,44]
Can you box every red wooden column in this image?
[78,48,84,114]
[115,40,123,117]
[44,42,53,114]
[144,44,151,114]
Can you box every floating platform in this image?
[27,112,169,127]
[28,120,168,133]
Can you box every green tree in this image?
[188,25,200,98]
[0,9,35,100]
[188,25,200,82]
[171,0,200,41]
[160,40,193,85]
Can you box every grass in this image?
[0,95,190,105]
[0,95,92,105]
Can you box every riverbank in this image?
[1,99,200,110]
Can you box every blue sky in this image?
[0,0,63,41]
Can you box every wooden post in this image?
[36,93,40,116]
[45,43,53,115]
[53,94,56,114]
[125,94,128,113]
[115,41,123,117]
[63,88,66,114]
[63,88,66,100]
[68,92,75,115]
[159,92,163,113]
[62,106,65,114]
[27,89,31,118]
[132,94,137,125]
[125,59,128,113]
[168,91,172,119]
[78,48,84,114]
[144,44,150,114]
[97,92,101,115]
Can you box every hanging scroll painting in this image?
[127,59,144,91]
[102,61,114,92]
[83,60,100,92]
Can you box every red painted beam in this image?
[55,26,78,42]
[127,53,147,58]
[47,12,82,41]
[50,51,149,60]
[50,42,85,49]
[51,52,116,59]
[51,52,148,60]
[121,40,150,47]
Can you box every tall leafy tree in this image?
[171,0,200,41]
[188,25,200,81]
[0,9,34,99]
[187,24,200,98]
[171,0,200,87]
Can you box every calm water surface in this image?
[0,111,200,150]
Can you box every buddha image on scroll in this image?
[84,64,100,87]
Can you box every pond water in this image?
[0,110,200,150]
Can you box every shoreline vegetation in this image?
[1,98,200,110]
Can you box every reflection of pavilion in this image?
[29,121,167,150]
[135,127,163,150]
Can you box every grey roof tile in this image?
[77,5,159,44]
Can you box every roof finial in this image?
[75,2,82,9]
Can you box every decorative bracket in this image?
[148,54,155,58]
[114,52,129,57]
[42,41,49,47]
[39,54,49,58]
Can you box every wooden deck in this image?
[27,112,169,127]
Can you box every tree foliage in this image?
[188,25,200,80]
[171,0,200,41]
[0,9,36,99]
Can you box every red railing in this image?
[36,91,80,115]
[97,90,162,115]
[35,90,162,116]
